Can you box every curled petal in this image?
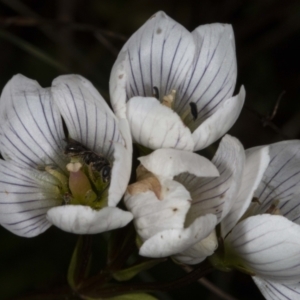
[222,146,270,237]
[125,179,191,240]
[139,214,217,258]
[127,96,194,150]
[226,215,300,284]
[176,23,237,126]
[0,74,66,170]
[0,160,60,237]
[254,140,300,214]
[51,75,125,159]
[182,135,244,225]
[253,277,300,300]
[138,148,219,180]
[192,86,245,151]
[47,205,133,234]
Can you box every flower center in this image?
[44,140,111,210]
[153,87,199,128]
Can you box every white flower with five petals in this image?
[220,141,300,300]
[125,135,253,263]
[0,74,133,237]
[110,11,245,151]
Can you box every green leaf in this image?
[113,259,165,282]
[68,235,93,289]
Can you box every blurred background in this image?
[1,0,300,299]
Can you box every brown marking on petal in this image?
[265,200,281,215]
[219,193,225,199]
[156,28,162,34]
[5,190,9,195]
[252,197,261,204]
[172,208,178,212]
[118,74,124,79]
[127,164,162,199]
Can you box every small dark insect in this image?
[153,86,160,99]
[64,139,111,182]
[189,102,198,121]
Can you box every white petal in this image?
[192,86,245,151]
[174,230,218,265]
[51,75,125,159]
[139,214,217,258]
[182,135,244,225]
[139,148,219,180]
[109,50,128,119]
[254,140,300,214]
[47,205,133,234]
[176,24,237,127]
[222,146,270,237]
[127,96,194,150]
[253,277,300,300]
[279,192,300,225]
[108,118,132,206]
[116,11,195,101]
[125,179,191,241]
[226,214,300,283]
[0,160,60,237]
[0,74,66,169]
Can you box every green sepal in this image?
[68,235,93,290]
[113,259,165,282]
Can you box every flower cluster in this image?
[1,11,300,300]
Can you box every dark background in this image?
[1,0,300,299]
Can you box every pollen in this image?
[162,89,176,108]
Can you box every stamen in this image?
[265,200,281,215]
[162,89,176,108]
[189,102,198,121]
[153,86,159,99]
[45,165,69,194]
[181,102,198,123]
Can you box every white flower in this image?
[220,141,300,299]
[110,11,245,151]
[0,74,133,237]
[125,135,248,263]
